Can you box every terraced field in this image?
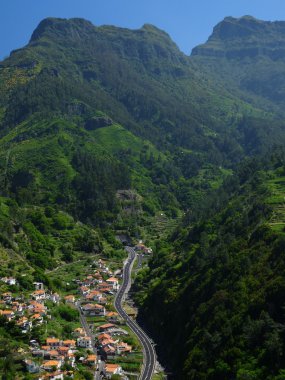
[266,171,285,232]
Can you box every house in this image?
[106,277,119,291]
[30,313,44,325]
[86,290,103,302]
[33,282,44,290]
[105,363,123,378]
[116,341,132,354]
[73,327,86,337]
[98,333,113,342]
[12,302,24,316]
[46,338,61,348]
[79,286,90,296]
[98,282,113,292]
[107,311,119,323]
[2,292,12,302]
[17,316,32,331]
[41,360,62,371]
[100,337,116,347]
[58,346,70,357]
[77,336,92,348]
[85,354,97,366]
[0,309,15,321]
[32,289,46,301]
[49,293,60,304]
[101,344,116,359]
[1,277,16,286]
[46,350,60,359]
[62,339,76,348]
[64,295,75,304]
[25,359,40,373]
[28,301,47,316]
[98,323,115,332]
[81,303,105,317]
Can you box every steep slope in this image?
[1,17,285,229]
[134,152,285,379]
[192,16,285,114]
[1,15,285,379]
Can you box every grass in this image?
[152,373,166,380]
[266,171,285,232]
[108,352,143,372]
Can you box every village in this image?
[0,241,153,380]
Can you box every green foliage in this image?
[134,155,285,379]
[53,304,79,322]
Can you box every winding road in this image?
[114,246,156,380]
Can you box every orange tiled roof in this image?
[63,340,76,346]
[98,333,112,341]
[86,354,97,361]
[42,360,60,367]
[106,277,118,282]
[46,338,60,344]
[99,323,115,329]
[106,363,119,372]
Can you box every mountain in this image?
[1,17,285,226]
[129,16,285,380]
[192,16,285,113]
[1,15,285,378]
[134,150,285,379]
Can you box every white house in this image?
[33,282,44,290]
[106,277,119,291]
[105,363,123,378]
[1,277,16,286]
[77,336,92,349]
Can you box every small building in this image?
[62,339,76,348]
[106,277,119,290]
[33,282,44,290]
[0,309,15,321]
[77,336,92,349]
[85,354,97,366]
[82,303,106,317]
[25,359,40,373]
[105,363,123,378]
[41,360,62,372]
[64,295,75,304]
[98,323,115,332]
[73,327,86,337]
[32,289,46,301]
[1,277,16,286]
[46,338,61,348]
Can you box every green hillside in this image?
[133,153,285,379]
[1,15,285,379]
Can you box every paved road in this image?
[137,253,143,269]
[114,246,156,380]
[76,302,104,380]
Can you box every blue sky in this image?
[1,0,285,59]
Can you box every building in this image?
[77,336,92,348]
[105,363,123,378]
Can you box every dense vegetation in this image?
[1,15,285,379]
[134,152,285,379]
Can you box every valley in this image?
[1,13,285,380]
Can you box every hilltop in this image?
[0,15,285,379]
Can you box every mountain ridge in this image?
[1,15,285,378]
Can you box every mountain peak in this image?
[192,15,285,59]
[30,17,95,43]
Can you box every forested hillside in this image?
[1,15,285,379]
[134,151,285,379]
